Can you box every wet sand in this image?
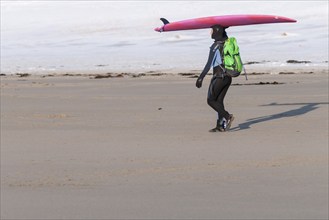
[1,72,328,219]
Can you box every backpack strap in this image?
[243,66,248,80]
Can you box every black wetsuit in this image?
[197,41,232,121]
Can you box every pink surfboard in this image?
[154,15,296,32]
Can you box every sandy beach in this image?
[0,71,328,219]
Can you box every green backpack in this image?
[223,37,243,77]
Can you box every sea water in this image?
[1,1,328,74]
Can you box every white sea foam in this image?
[1,1,328,74]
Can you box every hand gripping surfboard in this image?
[154,15,296,32]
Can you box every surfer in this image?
[195,25,234,132]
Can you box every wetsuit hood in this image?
[211,25,228,42]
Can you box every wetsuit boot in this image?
[209,119,222,132]
[219,114,235,132]
[210,115,234,132]
[225,114,234,131]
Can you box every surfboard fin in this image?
[160,18,170,25]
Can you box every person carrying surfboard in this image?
[195,25,234,132]
[155,15,295,132]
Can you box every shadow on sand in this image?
[230,102,328,131]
